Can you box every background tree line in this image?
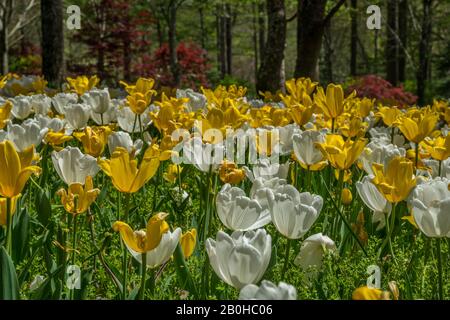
[1,0,449,104]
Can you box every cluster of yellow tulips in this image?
[0,73,448,300]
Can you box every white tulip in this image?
[239,280,297,300]
[206,229,272,289]
[243,158,289,182]
[356,176,392,230]
[176,89,206,112]
[64,103,91,130]
[274,124,302,155]
[117,106,151,133]
[294,233,336,272]
[293,130,326,167]
[108,131,143,156]
[127,228,182,268]
[216,184,271,231]
[9,96,33,120]
[7,119,48,152]
[35,114,66,133]
[411,178,450,238]
[52,93,78,115]
[52,147,99,185]
[369,127,406,148]
[182,137,224,172]
[267,185,323,239]
[249,177,287,202]
[422,159,450,179]
[82,88,111,115]
[359,141,406,176]
[1,75,36,97]
[91,99,118,125]
[30,94,52,115]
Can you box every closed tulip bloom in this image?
[314,84,345,119]
[108,131,143,157]
[35,114,66,133]
[180,228,197,259]
[372,157,416,203]
[0,141,41,198]
[57,176,100,215]
[113,212,170,254]
[352,286,385,300]
[206,229,272,289]
[219,161,245,184]
[239,280,297,300]
[294,233,336,271]
[267,185,323,239]
[52,93,78,115]
[216,184,271,231]
[7,119,48,152]
[397,111,439,143]
[30,94,52,115]
[316,134,367,171]
[74,126,112,158]
[341,188,353,205]
[98,145,160,193]
[163,164,183,183]
[67,75,100,96]
[10,96,33,120]
[129,228,182,268]
[91,100,118,125]
[0,195,20,226]
[81,88,111,114]
[293,130,327,171]
[356,176,392,230]
[52,146,99,185]
[411,178,450,238]
[64,103,91,130]
[359,141,406,176]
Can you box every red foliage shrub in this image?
[347,75,418,107]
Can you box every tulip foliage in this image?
[0,74,449,301]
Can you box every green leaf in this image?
[0,246,20,300]
[12,208,30,264]
[173,244,198,299]
[36,189,52,226]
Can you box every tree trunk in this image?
[294,0,327,80]
[386,0,398,86]
[253,1,259,82]
[417,0,433,105]
[350,0,358,77]
[168,2,180,86]
[0,22,8,74]
[323,21,333,83]
[398,0,408,83]
[199,7,206,48]
[258,1,266,67]
[41,0,64,87]
[225,4,232,76]
[256,0,286,93]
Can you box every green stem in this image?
[122,193,131,300]
[139,253,147,300]
[415,143,419,172]
[282,239,292,280]
[437,238,444,300]
[5,197,12,256]
[70,214,78,300]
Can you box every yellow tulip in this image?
[339,116,368,139]
[0,101,12,129]
[285,78,318,100]
[74,126,112,158]
[316,134,367,171]
[163,164,183,184]
[341,188,353,205]
[44,130,74,148]
[219,161,246,185]
[0,141,41,198]
[421,135,450,161]
[121,78,156,96]
[180,228,197,259]
[372,157,416,203]
[57,176,100,215]
[31,76,48,94]
[352,286,386,300]
[314,84,346,119]
[67,75,99,95]
[354,98,374,118]
[376,106,402,127]
[98,146,160,194]
[113,212,169,253]
[397,111,439,143]
[0,195,20,226]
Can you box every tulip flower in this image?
[243,158,290,182]
[422,135,450,162]
[356,176,392,230]
[285,78,317,100]
[267,185,323,239]
[128,228,182,268]
[9,96,33,120]
[74,126,112,158]
[52,146,99,185]
[359,140,406,176]
[0,195,20,226]
[216,184,271,231]
[182,137,224,172]
[44,130,73,148]
[0,141,41,198]
[113,212,170,254]
[6,119,48,152]
[219,161,245,184]
[314,84,346,120]
[163,164,183,183]
[411,178,450,238]
[66,75,100,96]
[57,176,100,215]
[294,233,336,272]
[81,88,111,115]
[64,103,91,130]
[352,286,386,300]
[372,156,416,203]
[422,158,450,179]
[397,111,439,144]
[316,134,367,171]
[239,280,297,300]
[341,188,353,205]
[293,130,328,171]
[180,228,197,259]
[176,89,207,112]
[117,106,151,133]
[0,101,12,129]
[52,93,78,115]
[206,229,272,289]
[376,106,402,127]
[98,145,160,194]
[30,94,52,115]
[249,177,287,200]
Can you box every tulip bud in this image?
[341,188,353,205]
[388,281,399,300]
